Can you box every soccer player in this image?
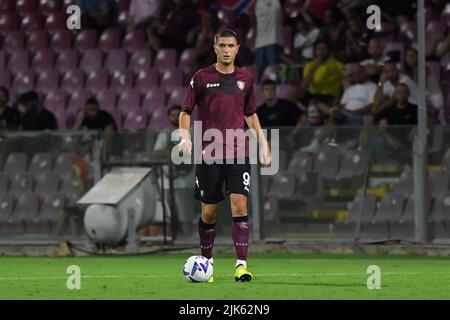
[179,29,271,282]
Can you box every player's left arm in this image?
[245,113,271,166]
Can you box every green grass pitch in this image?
[0,253,449,299]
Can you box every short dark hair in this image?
[85,97,99,106]
[214,29,240,45]
[261,79,277,88]
[314,39,331,53]
[19,91,39,104]
[396,83,410,94]
[167,105,182,115]
[0,86,9,99]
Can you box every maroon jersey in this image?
[183,65,256,160]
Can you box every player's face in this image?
[262,85,276,101]
[214,37,240,66]
[85,104,99,119]
[168,109,180,127]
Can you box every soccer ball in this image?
[183,255,213,283]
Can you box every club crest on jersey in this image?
[237,81,245,90]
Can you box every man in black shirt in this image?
[256,79,305,128]
[0,87,21,130]
[20,91,57,131]
[377,83,418,126]
[73,97,117,132]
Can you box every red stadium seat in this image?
[31,49,55,71]
[153,49,177,72]
[39,0,63,15]
[142,88,166,111]
[16,0,39,15]
[122,29,146,51]
[67,89,91,110]
[12,69,36,92]
[55,49,78,71]
[104,49,128,72]
[110,69,134,90]
[74,30,98,51]
[147,108,171,131]
[8,49,30,71]
[27,30,49,51]
[3,31,26,51]
[0,50,5,70]
[0,13,20,31]
[167,87,187,107]
[60,69,84,91]
[45,12,67,31]
[0,69,11,88]
[85,69,109,91]
[117,88,141,109]
[95,89,117,111]
[98,28,121,51]
[0,0,15,13]
[79,49,103,72]
[178,48,195,75]
[123,108,148,131]
[128,49,152,72]
[36,69,59,92]
[20,13,44,32]
[109,109,123,129]
[44,90,67,111]
[50,30,74,51]
[159,68,183,90]
[135,69,158,92]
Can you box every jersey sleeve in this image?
[244,77,256,116]
[182,72,201,114]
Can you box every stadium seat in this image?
[429,192,450,239]
[371,192,405,237]
[178,48,196,75]
[39,0,63,15]
[147,108,171,131]
[399,20,417,42]
[12,69,36,93]
[0,69,11,87]
[0,193,15,233]
[95,89,117,110]
[35,68,59,92]
[36,193,65,232]
[128,49,152,72]
[60,176,83,204]
[160,68,183,89]
[217,10,235,27]
[335,193,377,235]
[109,109,123,129]
[135,69,159,93]
[393,170,413,197]
[0,12,20,31]
[123,108,148,131]
[31,48,55,71]
[67,89,91,110]
[85,69,109,91]
[9,173,34,194]
[142,88,166,111]
[74,30,98,51]
[20,12,44,32]
[50,30,74,51]
[0,0,15,12]
[440,148,450,172]
[117,10,129,25]
[167,87,187,107]
[34,172,60,195]
[335,149,367,187]
[392,195,431,239]
[267,173,296,199]
[44,12,66,31]
[429,170,449,199]
[117,88,141,109]
[12,193,40,234]
[104,49,128,71]
[16,0,39,15]
[53,153,72,178]
[99,28,121,51]
[79,49,103,71]
[122,29,146,51]
[55,49,78,71]
[286,151,314,176]
[153,49,177,72]
[54,109,75,129]
[110,69,134,90]
[28,152,53,174]
[27,30,49,51]
[0,173,9,193]
[61,69,84,91]
[3,31,26,51]
[314,147,340,182]
[8,49,30,71]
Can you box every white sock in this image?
[236,259,247,268]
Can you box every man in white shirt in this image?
[360,38,389,82]
[373,60,418,115]
[293,16,320,61]
[255,0,283,76]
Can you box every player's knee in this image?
[230,200,247,215]
[201,208,217,224]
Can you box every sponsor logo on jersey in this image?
[206,83,220,88]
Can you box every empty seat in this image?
[160,68,183,89]
[314,147,340,181]
[153,49,177,71]
[60,68,84,91]
[95,89,117,110]
[167,87,187,106]
[0,50,5,69]
[34,172,59,194]
[429,192,450,239]
[0,173,9,193]
[123,108,148,131]
[9,173,34,194]
[44,12,67,31]
[35,69,59,92]
[74,30,97,51]
[8,49,29,71]
[85,69,109,91]
[55,49,78,71]
[98,28,121,51]
[135,69,158,92]
[20,12,44,32]
[391,195,431,239]
[429,170,449,199]
[39,0,63,15]
[142,88,166,111]
[31,49,55,71]
[393,170,413,197]
[53,153,73,178]
[147,108,171,131]
[44,89,66,111]
[0,12,20,31]
[27,30,49,51]
[28,152,53,174]
[50,30,74,51]
[67,89,91,110]
[0,0,15,12]
[12,193,40,233]
[122,29,146,51]
[292,172,324,202]
[117,89,141,109]
[109,109,123,129]
[267,173,296,199]
[104,49,127,71]
[335,149,367,186]
[110,69,134,90]
[373,192,405,224]
[286,151,314,176]
[128,49,152,72]
[60,176,83,198]
[3,31,25,51]
[79,49,103,71]
[37,193,65,230]
[178,48,195,75]
[13,69,36,92]
[16,0,39,14]
[0,193,15,234]
[335,193,377,234]
[54,109,74,130]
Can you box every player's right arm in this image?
[178,111,192,155]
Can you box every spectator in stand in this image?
[345,15,371,63]
[372,60,418,116]
[283,15,320,64]
[75,0,118,32]
[360,38,390,83]
[20,91,57,131]
[254,0,283,77]
[0,87,21,131]
[319,7,347,61]
[127,0,161,32]
[377,83,418,126]
[185,9,221,78]
[302,0,339,24]
[402,48,444,119]
[146,0,198,54]
[73,98,117,133]
[257,79,305,128]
